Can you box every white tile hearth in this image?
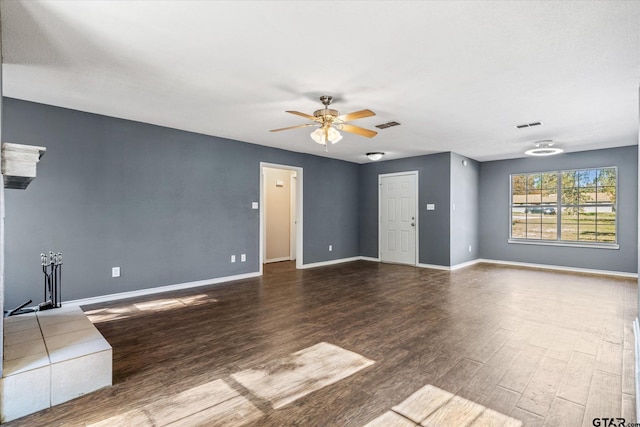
[3,314,38,332]
[51,350,112,406]
[2,306,112,422]
[47,335,111,364]
[37,309,88,326]
[2,351,50,377]
[0,365,50,422]
[43,327,104,351]
[4,337,47,361]
[38,316,94,337]
[4,325,42,346]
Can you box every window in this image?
[510,167,617,245]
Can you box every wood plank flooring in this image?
[4,261,636,426]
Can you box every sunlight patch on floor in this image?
[232,341,375,409]
[86,342,373,425]
[86,294,216,322]
[133,294,215,312]
[365,384,523,427]
[87,379,261,427]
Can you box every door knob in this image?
[411,222,415,227]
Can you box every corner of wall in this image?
[449,152,480,267]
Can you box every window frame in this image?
[508,166,619,249]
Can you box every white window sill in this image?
[508,239,619,250]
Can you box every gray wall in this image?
[3,98,359,308]
[358,152,452,266]
[3,98,638,309]
[479,145,638,273]
[450,153,480,266]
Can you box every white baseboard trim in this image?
[264,257,291,264]
[478,258,638,278]
[64,271,262,307]
[364,258,480,271]
[300,256,362,269]
[417,263,451,271]
[451,259,482,270]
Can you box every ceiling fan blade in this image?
[286,110,321,122]
[337,124,378,138]
[270,123,317,132]
[337,109,375,122]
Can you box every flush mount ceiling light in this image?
[270,96,378,151]
[524,140,564,156]
[366,152,385,161]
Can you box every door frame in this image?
[260,162,303,273]
[290,173,297,260]
[378,171,419,266]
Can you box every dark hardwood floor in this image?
[6,261,637,426]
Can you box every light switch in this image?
[426,204,435,211]
[252,202,259,209]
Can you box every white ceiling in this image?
[2,1,639,163]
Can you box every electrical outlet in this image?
[468,245,472,252]
[231,255,236,263]
[329,245,332,252]
[241,254,246,262]
[112,267,120,278]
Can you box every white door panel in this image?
[380,173,417,265]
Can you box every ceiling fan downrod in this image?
[319,95,333,107]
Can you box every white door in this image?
[380,172,417,265]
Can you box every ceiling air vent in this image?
[515,121,542,129]
[375,121,401,129]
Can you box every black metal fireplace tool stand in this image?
[3,251,63,317]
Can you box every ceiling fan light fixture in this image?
[327,127,342,144]
[310,127,342,145]
[271,96,377,148]
[310,128,326,144]
[366,152,385,161]
[524,140,564,156]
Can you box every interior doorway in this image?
[379,171,418,266]
[260,163,303,273]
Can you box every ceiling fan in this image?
[270,96,378,150]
